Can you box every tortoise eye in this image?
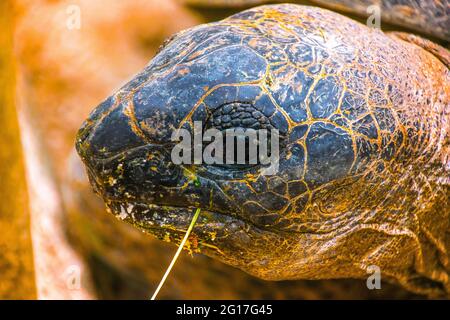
[217,128,260,169]
[199,101,284,172]
[202,102,273,169]
[201,127,260,170]
[206,102,273,132]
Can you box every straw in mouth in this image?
[150,207,201,300]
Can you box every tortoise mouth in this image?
[103,200,259,255]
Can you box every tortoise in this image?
[18,0,416,300]
[76,3,450,297]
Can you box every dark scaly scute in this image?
[134,45,267,141]
[305,122,354,187]
[308,76,343,119]
[269,64,312,123]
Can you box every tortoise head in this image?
[76,5,437,283]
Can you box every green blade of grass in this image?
[150,208,201,300]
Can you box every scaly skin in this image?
[311,0,450,42]
[181,0,450,42]
[65,153,419,299]
[76,5,450,296]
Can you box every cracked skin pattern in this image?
[181,0,450,42]
[76,5,450,297]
